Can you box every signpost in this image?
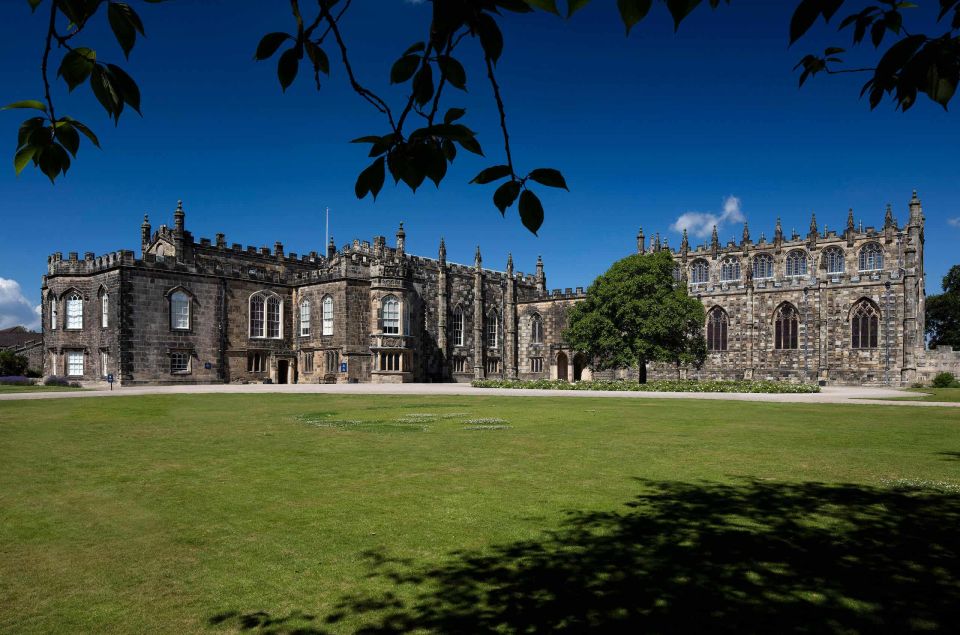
[340,362,347,373]
[106,373,114,391]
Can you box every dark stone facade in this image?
[39,193,953,386]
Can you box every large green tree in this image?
[563,250,706,383]
[5,0,959,233]
[926,265,960,349]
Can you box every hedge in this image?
[471,378,821,394]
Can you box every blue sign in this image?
[340,362,347,373]
[106,373,114,384]
[204,362,212,370]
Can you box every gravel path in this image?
[1,382,957,407]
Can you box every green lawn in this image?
[1,394,958,633]
[891,387,960,402]
[0,384,84,394]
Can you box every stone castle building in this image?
[39,192,953,386]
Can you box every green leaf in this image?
[351,135,382,144]
[90,65,123,121]
[277,47,300,91]
[391,55,420,84]
[403,41,426,56]
[456,135,483,156]
[567,0,592,17]
[255,32,291,60]
[412,64,434,106]
[38,142,70,182]
[524,0,559,14]
[14,145,37,176]
[665,0,702,31]
[475,13,503,63]
[528,167,568,190]
[442,139,456,162]
[470,164,512,184]
[493,180,521,214]
[54,122,81,156]
[444,107,465,124]
[424,141,447,187]
[108,2,138,58]
[57,47,96,91]
[437,56,466,90]
[105,64,141,114]
[305,41,329,74]
[17,117,45,147]
[28,0,43,12]
[2,100,47,112]
[617,0,652,34]
[355,156,386,200]
[61,117,100,148]
[518,189,544,234]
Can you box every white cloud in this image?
[0,278,41,330]
[948,217,960,228]
[671,195,746,239]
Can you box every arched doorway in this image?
[557,352,568,382]
[573,353,587,382]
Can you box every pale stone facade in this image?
[40,193,956,386]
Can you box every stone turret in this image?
[741,222,749,247]
[909,189,923,227]
[436,236,448,370]
[902,190,925,383]
[327,235,336,259]
[535,255,546,292]
[637,227,645,254]
[174,200,185,233]
[846,208,856,246]
[396,222,406,257]
[884,204,896,243]
[710,225,719,258]
[774,217,783,250]
[505,253,517,379]
[172,200,187,262]
[808,213,818,248]
[680,228,689,257]
[473,246,484,380]
[140,214,151,255]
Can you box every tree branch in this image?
[485,54,515,179]
[42,0,58,124]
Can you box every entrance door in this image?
[557,352,568,382]
[277,359,288,384]
[573,353,586,382]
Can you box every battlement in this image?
[47,250,136,276]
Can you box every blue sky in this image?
[1,0,958,329]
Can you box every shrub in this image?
[44,375,71,387]
[471,378,820,394]
[931,372,958,388]
[911,382,926,389]
[0,375,34,386]
[24,368,42,378]
[0,350,29,376]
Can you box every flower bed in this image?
[0,376,35,386]
[471,378,820,394]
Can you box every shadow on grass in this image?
[214,479,960,633]
[939,451,960,462]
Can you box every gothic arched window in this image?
[531,313,543,344]
[706,307,728,351]
[266,296,282,338]
[859,243,884,271]
[170,290,191,331]
[382,295,400,335]
[322,295,334,335]
[487,310,499,348]
[300,299,311,336]
[774,303,799,350]
[249,294,265,337]
[851,299,880,349]
[720,258,741,282]
[823,247,845,275]
[690,259,710,284]
[65,292,83,330]
[785,250,808,277]
[752,254,774,280]
[100,290,109,328]
[452,305,464,346]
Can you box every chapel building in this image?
[39,192,952,386]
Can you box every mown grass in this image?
[1,394,958,633]
[871,387,960,403]
[0,384,83,394]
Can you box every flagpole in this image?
[325,206,330,257]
